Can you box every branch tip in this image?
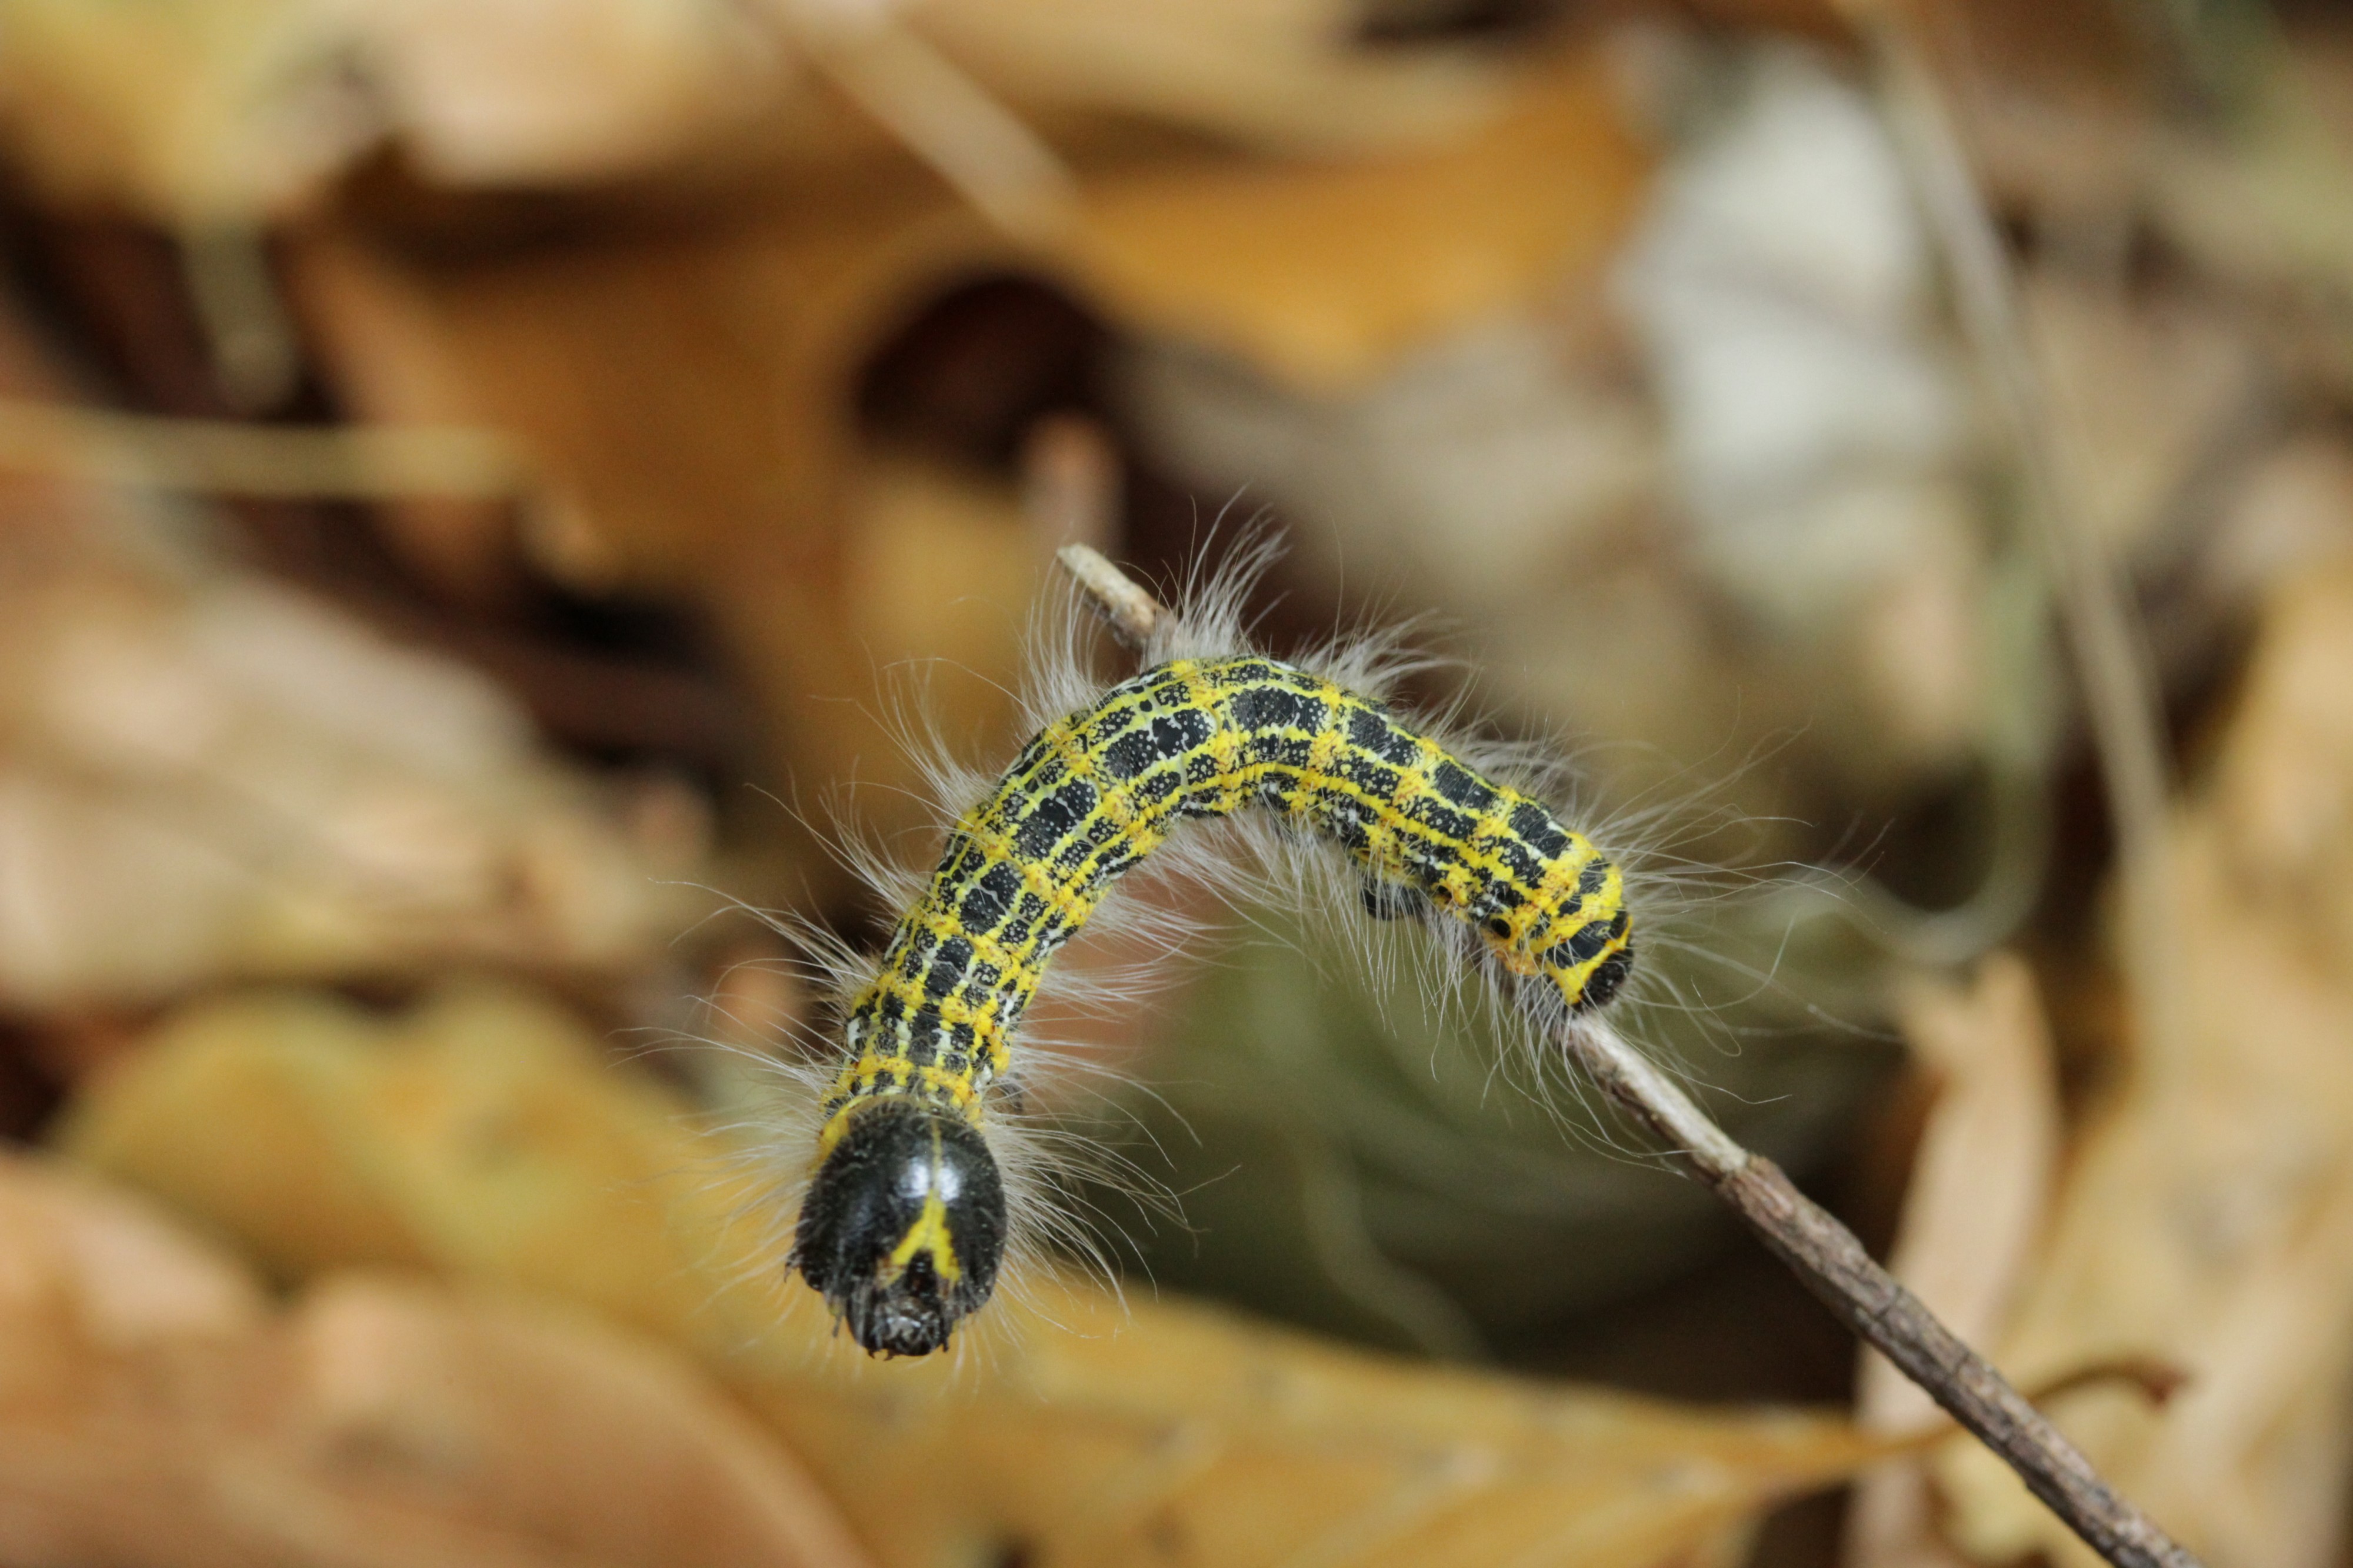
[1055,543,1165,650]
[1046,536,2200,1568]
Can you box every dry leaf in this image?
[0,1148,268,1356]
[64,980,1919,1568]
[1064,43,1648,394]
[288,211,1039,885]
[919,0,1514,155]
[0,1147,869,1568]
[1845,954,2060,1568]
[1935,563,2353,1568]
[281,1273,874,1568]
[0,508,706,1007]
[0,0,1526,223]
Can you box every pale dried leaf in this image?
[1847,953,2059,1568]
[1937,563,2353,1568]
[65,980,1918,1568]
[0,1150,869,1568]
[918,0,1514,155]
[1061,43,1648,393]
[0,529,706,1006]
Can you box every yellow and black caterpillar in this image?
[792,648,1634,1357]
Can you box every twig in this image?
[1057,543,1168,651]
[180,225,301,413]
[1024,416,1121,553]
[0,398,528,500]
[1053,546,2203,1568]
[1857,8,2188,1093]
[787,3,1080,246]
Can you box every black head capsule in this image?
[791,1099,1008,1357]
[1578,938,1635,1010]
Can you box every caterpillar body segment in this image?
[792,653,1634,1355]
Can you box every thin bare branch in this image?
[1057,543,1167,650]
[1054,547,2204,1568]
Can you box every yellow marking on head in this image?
[884,1186,964,1285]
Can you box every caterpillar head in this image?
[791,1099,1008,1356]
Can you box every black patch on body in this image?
[1577,942,1635,1012]
[1347,706,1418,766]
[1405,798,1477,841]
[1432,761,1496,811]
[1509,802,1571,859]
[1228,686,1327,735]
[958,862,1022,933]
[1012,780,1096,860]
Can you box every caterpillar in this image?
[786,556,1635,1357]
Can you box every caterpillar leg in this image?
[791,1100,1008,1356]
[1359,876,1429,921]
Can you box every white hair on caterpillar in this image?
[684,526,1794,1364]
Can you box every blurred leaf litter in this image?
[1932,563,2353,1568]
[56,980,1921,1568]
[0,326,704,1011]
[0,1147,871,1568]
[1,5,2352,1567]
[0,0,1532,225]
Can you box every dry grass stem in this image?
[1858,9,2189,1092]
[1056,541,1168,649]
[0,398,529,500]
[789,5,1080,245]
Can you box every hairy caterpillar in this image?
[787,553,1635,1357]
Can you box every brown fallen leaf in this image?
[1935,563,2353,1568]
[0,1146,870,1568]
[0,542,710,1006]
[1846,953,2061,1568]
[62,979,1925,1568]
[289,41,1644,896]
[288,209,1035,892]
[917,0,1516,156]
[1059,42,1649,394]
[0,0,1528,223]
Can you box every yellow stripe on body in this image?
[818,656,1634,1149]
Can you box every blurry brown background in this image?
[0,1,2351,1566]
